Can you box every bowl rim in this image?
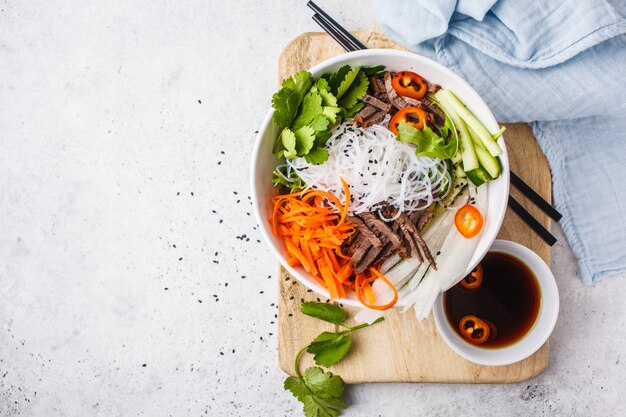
[251,48,510,308]
[433,239,560,366]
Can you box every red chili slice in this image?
[391,71,428,100]
[389,107,428,135]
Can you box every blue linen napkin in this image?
[370,0,626,284]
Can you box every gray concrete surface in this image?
[0,1,624,415]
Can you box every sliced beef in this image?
[427,82,441,93]
[371,241,397,266]
[372,77,387,99]
[413,229,437,270]
[358,212,403,249]
[422,97,445,123]
[416,211,433,232]
[360,110,386,128]
[362,94,392,113]
[396,213,424,264]
[355,245,382,274]
[384,72,410,110]
[346,232,366,256]
[347,216,382,250]
[354,105,378,121]
[369,75,384,95]
[350,238,372,268]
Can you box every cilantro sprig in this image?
[272,65,373,165]
[284,302,384,417]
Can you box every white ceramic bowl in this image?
[251,49,510,308]
[433,240,560,366]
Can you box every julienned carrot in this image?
[271,178,397,309]
[355,267,399,310]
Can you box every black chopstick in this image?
[508,196,557,246]
[510,171,562,221]
[308,1,366,51]
[312,14,357,52]
[309,5,560,245]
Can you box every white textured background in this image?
[1,1,624,416]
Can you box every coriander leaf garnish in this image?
[335,66,361,99]
[360,65,386,76]
[338,71,369,110]
[309,114,330,131]
[281,128,297,158]
[327,65,351,95]
[272,71,314,128]
[301,302,346,324]
[292,92,323,130]
[285,303,384,417]
[294,126,317,156]
[306,332,352,367]
[304,147,329,165]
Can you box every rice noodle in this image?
[288,121,451,216]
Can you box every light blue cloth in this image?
[370,0,626,284]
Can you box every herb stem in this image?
[294,346,308,379]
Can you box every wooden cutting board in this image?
[277,30,552,383]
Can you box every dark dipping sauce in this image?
[444,251,541,348]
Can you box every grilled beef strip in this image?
[416,211,433,232]
[398,212,437,270]
[350,236,372,263]
[346,232,366,256]
[355,245,382,274]
[360,110,386,128]
[421,97,446,124]
[352,105,379,125]
[362,94,392,113]
[371,241,397,266]
[369,75,383,95]
[373,77,387,98]
[347,216,382,250]
[427,82,441,93]
[358,212,403,249]
[384,72,411,110]
[396,213,424,264]
[390,220,411,259]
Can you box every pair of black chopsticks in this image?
[307,1,562,246]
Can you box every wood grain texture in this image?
[277,30,552,383]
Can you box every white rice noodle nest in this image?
[286,121,451,220]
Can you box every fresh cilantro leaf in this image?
[360,65,386,76]
[319,89,338,107]
[304,147,329,165]
[396,121,458,160]
[295,126,316,156]
[307,332,352,367]
[309,114,330,131]
[301,302,346,325]
[336,66,361,99]
[285,367,346,417]
[281,128,297,158]
[327,65,351,95]
[314,130,332,147]
[303,367,345,400]
[283,70,314,99]
[338,71,369,110]
[303,393,346,417]
[315,77,330,92]
[284,376,309,402]
[292,92,323,130]
[322,106,342,124]
[272,71,313,128]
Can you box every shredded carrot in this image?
[355,267,398,310]
[271,178,397,308]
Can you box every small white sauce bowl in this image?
[433,240,559,366]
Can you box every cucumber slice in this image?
[465,168,489,186]
[469,129,502,179]
[435,90,479,171]
[437,89,503,157]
